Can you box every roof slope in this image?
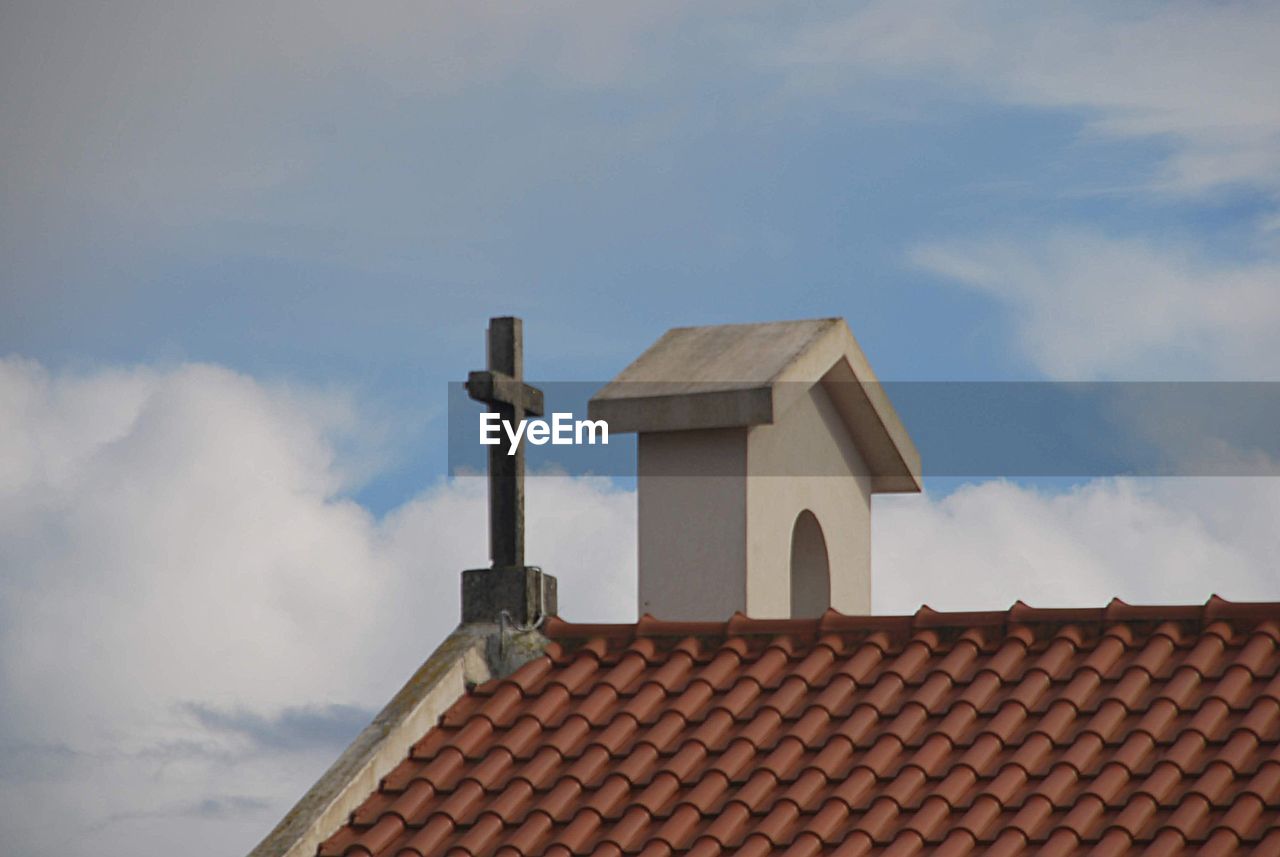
[587,318,920,491]
[592,319,842,395]
[320,598,1280,856]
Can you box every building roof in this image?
[591,319,845,403]
[317,597,1280,857]
[588,319,920,492]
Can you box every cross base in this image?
[461,566,558,626]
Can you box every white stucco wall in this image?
[746,383,872,617]
[635,385,871,621]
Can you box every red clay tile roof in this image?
[320,597,1280,856]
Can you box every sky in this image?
[2,2,1280,855]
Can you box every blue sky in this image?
[6,3,1279,512]
[2,2,1280,855]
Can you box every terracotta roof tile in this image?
[320,598,1280,856]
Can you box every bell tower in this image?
[590,318,920,620]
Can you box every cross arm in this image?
[466,370,545,416]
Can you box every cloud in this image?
[875,477,1280,613]
[15,0,1277,240]
[775,1,1280,196]
[910,229,1280,379]
[100,794,273,825]
[0,1,745,352]
[182,703,375,755]
[0,1,698,230]
[0,356,635,857]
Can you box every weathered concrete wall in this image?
[637,428,747,619]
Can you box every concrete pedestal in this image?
[461,566,558,626]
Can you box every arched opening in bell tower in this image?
[789,509,831,618]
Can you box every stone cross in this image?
[465,316,544,569]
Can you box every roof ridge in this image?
[543,597,1280,642]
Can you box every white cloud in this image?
[874,478,1280,613]
[776,1,1280,196]
[911,229,1280,379]
[0,356,634,857]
